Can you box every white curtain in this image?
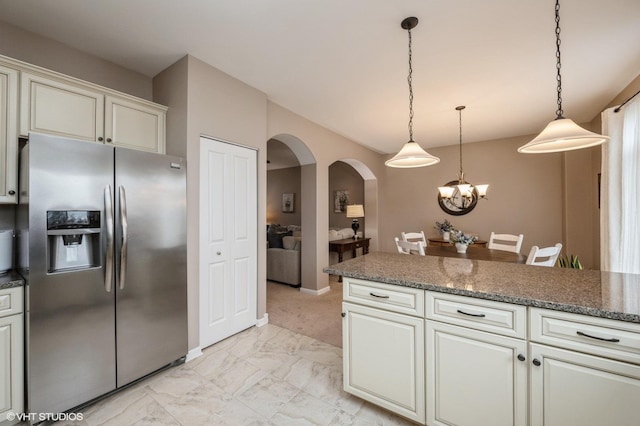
[601,97,640,273]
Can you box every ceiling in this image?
[1,0,638,154]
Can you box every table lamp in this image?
[346,204,365,239]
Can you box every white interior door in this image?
[199,137,257,348]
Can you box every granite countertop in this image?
[324,252,640,323]
[0,270,25,289]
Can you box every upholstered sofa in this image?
[267,225,302,286]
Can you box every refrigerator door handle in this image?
[119,185,128,290]
[104,185,114,292]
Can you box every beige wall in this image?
[267,102,385,294]
[267,167,302,226]
[154,55,268,351]
[380,135,565,260]
[0,21,152,100]
[329,161,365,231]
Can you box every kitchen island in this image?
[324,252,640,426]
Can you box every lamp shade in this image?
[346,204,365,218]
[385,141,440,168]
[518,118,609,153]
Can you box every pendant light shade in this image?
[385,141,440,168]
[386,17,440,168]
[519,0,608,154]
[518,118,609,153]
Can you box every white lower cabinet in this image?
[342,302,425,423]
[530,343,640,426]
[342,277,426,424]
[343,282,640,426]
[426,321,528,426]
[0,287,23,425]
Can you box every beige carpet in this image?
[266,276,343,348]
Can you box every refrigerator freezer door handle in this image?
[119,186,128,290]
[104,185,114,292]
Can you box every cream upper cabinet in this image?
[0,65,19,204]
[20,72,105,143]
[18,68,166,153]
[105,95,165,153]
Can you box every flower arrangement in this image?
[450,230,478,245]
[434,219,454,233]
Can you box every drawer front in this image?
[0,287,23,318]
[426,291,526,339]
[343,278,424,317]
[530,308,640,364]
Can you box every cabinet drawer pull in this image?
[576,331,620,343]
[369,292,389,299]
[456,309,486,318]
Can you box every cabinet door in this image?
[426,321,528,426]
[342,302,425,424]
[0,314,23,424]
[530,343,640,426]
[105,95,165,153]
[0,65,18,204]
[20,72,104,142]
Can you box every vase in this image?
[455,242,468,253]
[442,231,450,242]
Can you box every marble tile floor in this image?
[56,323,414,425]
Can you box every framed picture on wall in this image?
[334,190,349,213]
[282,193,295,213]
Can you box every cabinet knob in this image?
[98,136,104,142]
[341,312,346,318]
[517,354,526,362]
[532,358,541,367]
[216,251,221,255]
[8,190,15,195]
[106,138,113,143]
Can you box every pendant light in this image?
[518,0,609,154]
[437,106,488,216]
[385,17,440,168]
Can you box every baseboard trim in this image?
[256,313,269,327]
[300,286,331,296]
[185,347,203,363]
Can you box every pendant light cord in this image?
[407,27,414,142]
[555,0,564,119]
[459,108,464,177]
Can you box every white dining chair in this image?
[488,232,524,254]
[526,243,563,267]
[401,231,427,247]
[394,237,425,256]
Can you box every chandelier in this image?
[385,17,440,168]
[437,106,488,216]
[518,0,608,153]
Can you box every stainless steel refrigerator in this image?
[17,133,187,415]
